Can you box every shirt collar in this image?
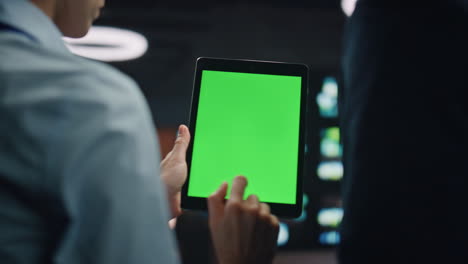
[0,0,69,53]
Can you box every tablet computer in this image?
[182,57,308,218]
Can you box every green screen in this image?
[188,70,302,204]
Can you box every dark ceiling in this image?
[104,0,342,8]
[95,2,346,126]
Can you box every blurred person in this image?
[0,0,278,264]
[339,0,467,263]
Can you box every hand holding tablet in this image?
[182,57,309,218]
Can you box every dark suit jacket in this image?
[339,1,468,263]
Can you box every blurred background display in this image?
[70,0,349,263]
[317,77,339,119]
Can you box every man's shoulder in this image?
[0,34,143,108]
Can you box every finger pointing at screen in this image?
[208,176,279,264]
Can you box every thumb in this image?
[208,182,228,224]
[172,125,191,159]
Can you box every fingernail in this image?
[221,181,227,188]
[236,175,247,183]
[176,125,184,138]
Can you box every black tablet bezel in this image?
[182,57,309,218]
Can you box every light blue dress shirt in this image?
[0,0,180,263]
